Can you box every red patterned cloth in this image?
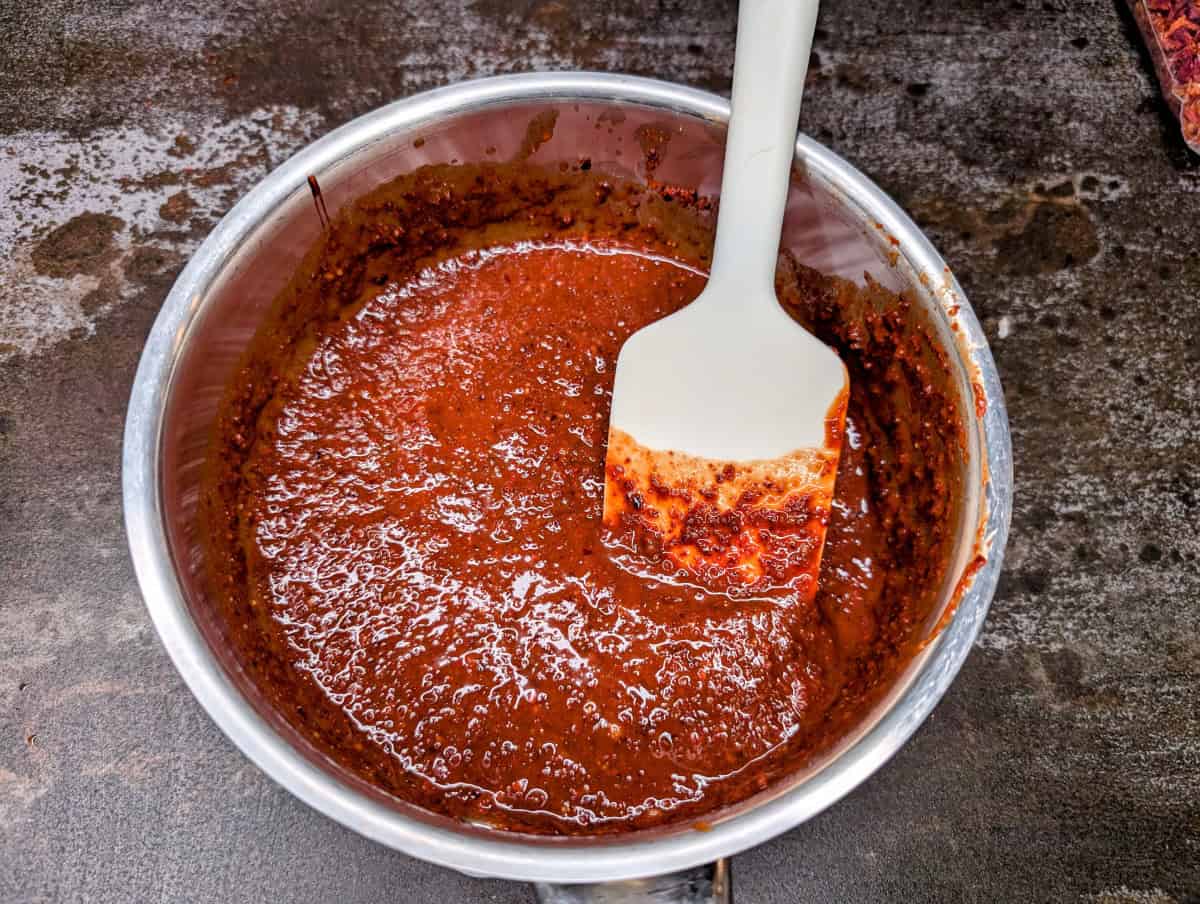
[1130,0,1200,150]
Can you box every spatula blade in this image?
[602,296,848,599]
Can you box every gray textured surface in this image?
[1,1,1198,902]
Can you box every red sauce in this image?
[204,163,964,835]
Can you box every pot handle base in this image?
[532,860,731,903]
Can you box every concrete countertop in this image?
[1,1,1197,901]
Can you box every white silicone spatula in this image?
[603,0,849,596]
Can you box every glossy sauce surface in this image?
[206,164,963,835]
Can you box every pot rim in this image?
[122,71,1013,883]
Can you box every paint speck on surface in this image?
[1086,888,1179,904]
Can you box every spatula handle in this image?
[708,0,820,300]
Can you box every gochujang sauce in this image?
[203,162,964,835]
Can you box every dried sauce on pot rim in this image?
[202,161,967,835]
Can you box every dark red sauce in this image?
[203,162,964,835]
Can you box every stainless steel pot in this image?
[122,73,1012,900]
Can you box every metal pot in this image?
[123,72,1012,901]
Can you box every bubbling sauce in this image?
[203,162,965,835]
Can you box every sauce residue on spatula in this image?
[603,391,846,599]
